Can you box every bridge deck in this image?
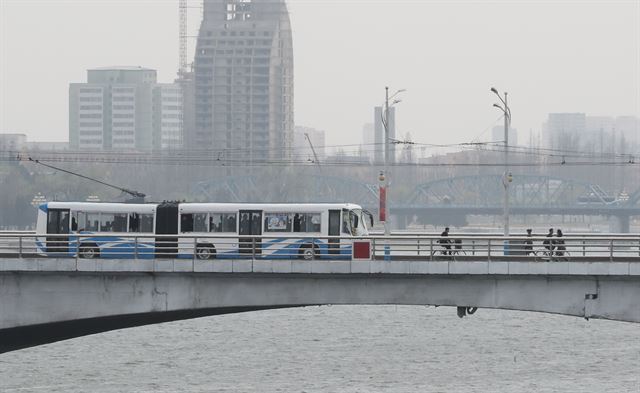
[2,257,639,276]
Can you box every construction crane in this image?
[178,0,204,75]
[179,0,188,74]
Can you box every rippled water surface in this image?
[1,306,639,392]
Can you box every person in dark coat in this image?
[543,228,554,256]
[439,227,451,255]
[524,228,534,255]
[555,229,567,260]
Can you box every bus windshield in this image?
[349,209,370,236]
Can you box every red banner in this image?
[379,186,386,222]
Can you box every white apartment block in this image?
[76,86,104,149]
[154,84,183,149]
[70,67,183,151]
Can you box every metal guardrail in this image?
[1,233,640,262]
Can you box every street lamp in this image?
[379,87,405,241]
[491,87,512,237]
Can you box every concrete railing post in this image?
[75,235,80,266]
[429,238,434,261]
[312,237,316,260]
[610,239,614,261]
[193,237,197,262]
[252,237,256,260]
[371,237,376,259]
[488,239,492,260]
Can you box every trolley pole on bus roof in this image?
[26,157,146,202]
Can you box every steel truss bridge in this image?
[193,174,640,231]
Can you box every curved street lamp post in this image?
[491,87,512,239]
[380,87,405,243]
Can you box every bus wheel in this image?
[196,245,216,260]
[79,245,99,259]
[299,244,318,260]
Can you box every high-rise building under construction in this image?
[190,0,293,162]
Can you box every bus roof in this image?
[179,203,363,213]
[43,202,156,213]
[41,202,364,214]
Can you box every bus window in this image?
[181,214,194,233]
[264,213,291,232]
[100,213,116,232]
[342,209,351,235]
[128,213,154,233]
[350,211,359,229]
[71,212,78,231]
[292,213,321,233]
[129,213,140,232]
[350,209,367,236]
[86,213,99,232]
[223,213,236,232]
[139,214,154,233]
[112,213,128,232]
[210,213,236,232]
[76,212,87,231]
[193,213,208,232]
[47,209,70,234]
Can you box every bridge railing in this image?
[0,233,640,261]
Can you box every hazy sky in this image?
[1,0,639,149]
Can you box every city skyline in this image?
[1,0,639,152]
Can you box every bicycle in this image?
[430,239,466,260]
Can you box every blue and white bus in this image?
[36,201,373,259]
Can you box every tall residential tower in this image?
[191,0,294,161]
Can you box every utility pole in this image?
[491,87,512,238]
[383,86,390,237]
[379,86,405,240]
[503,92,510,237]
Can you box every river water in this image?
[1,306,638,392]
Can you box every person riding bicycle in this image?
[542,228,554,256]
[555,229,567,260]
[438,227,451,255]
[524,228,534,255]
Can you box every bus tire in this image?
[79,244,99,259]
[196,244,216,260]
[299,244,319,260]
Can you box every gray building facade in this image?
[70,67,182,151]
[192,0,294,162]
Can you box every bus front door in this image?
[328,209,341,255]
[46,209,70,253]
[239,210,262,256]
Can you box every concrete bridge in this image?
[2,256,639,354]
